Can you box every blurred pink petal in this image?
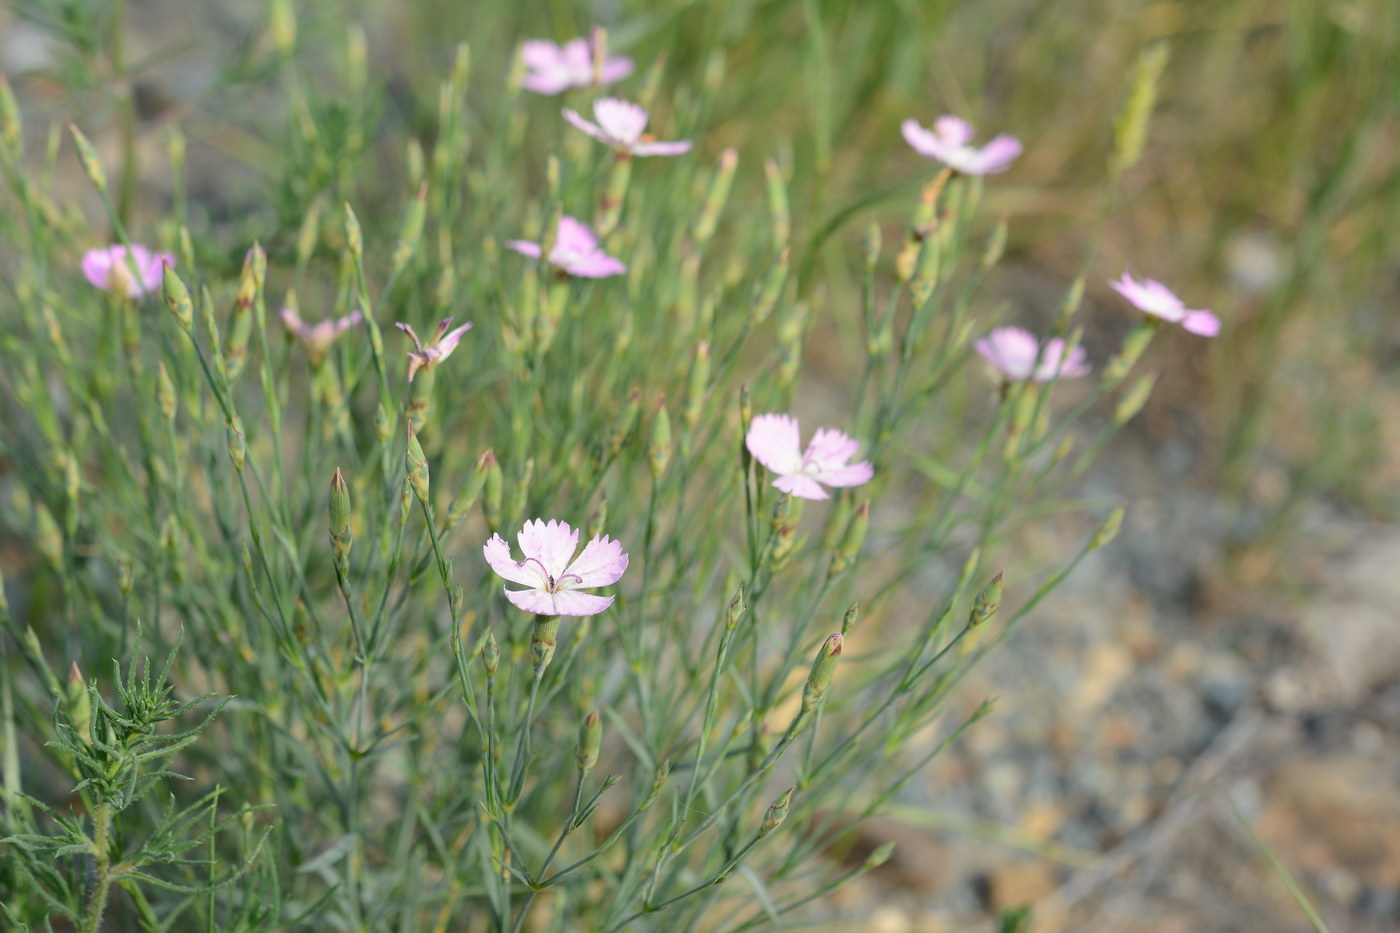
[562,98,690,157]
[398,316,472,381]
[902,115,1022,175]
[520,36,634,95]
[1111,272,1219,338]
[973,326,1090,381]
[509,215,626,278]
[746,413,872,500]
[81,244,174,297]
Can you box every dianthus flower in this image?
[396,317,472,382]
[82,244,175,297]
[746,414,873,501]
[901,115,1022,175]
[506,216,626,278]
[521,37,633,95]
[1110,273,1220,336]
[973,326,1090,382]
[562,98,691,156]
[483,519,628,616]
[281,309,363,365]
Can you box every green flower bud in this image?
[1103,320,1155,388]
[405,423,430,503]
[68,124,106,192]
[445,453,490,533]
[0,72,21,154]
[1114,372,1157,426]
[759,787,793,836]
[226,416,246,472]
[392,182,428,276]
[35,502,62,567]
[801,633,843,713]
[648,398,672,480]
[683,341,710,433]
[726,584,746,631]
[840,602,859,635]
[606,389,641,460]
[343,203,363,261]
[969,571,1003,627]
[156,362,177,423]
[693,148,738,245]
[764,158,790,247]
[749,248,788,328]
[529,615,561,672]
[830,500,870,577]
[482,630,499,678]
[576,710,602,773]
[65,663,91,742]
[162,264,194,332]
[1090,505,1125,551]
[864,841,896,870]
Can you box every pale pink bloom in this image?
[520,37,634,95]
[562,98,691,157]
[396,317,473,381]
[81,244,175,297]
[506,216,626,278]
[745,414,873,501]
[483,519,628,616]
[280,309,363,364]
[901,115,1022,175]
[973,326,1091,382]
[1110,272,1220,337]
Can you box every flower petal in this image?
[1181,310,1221,337]
[630,140,692,157]
[561,254,627,278]
[506,239,543,259]
[520,40,564,71]
[563,534,629,588]
[773,473,829,500]
[554,216,599,255]
[811,460,873,489]
[804,427,861,472]
[746,413,804,475]
[599,57,635,85]
[901,119,946,160]
[562,108,611,143]
[935,115,974,146]
[483,534,548,588]
[517,519,579,580]
[593,98,648,144]
[970,135,1022,174]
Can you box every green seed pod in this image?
[162,265,194,332]
[68,124,106,192]
[156,362,177,423]
[830,501,870,577]
[693,147,738,245]
[392,182,428,276]
[969,571,1003,627]
[801,633,843,713]
[405,423,430,503]
[65,663,91,742]
[576,710,602,772]
[226,416,246,472]
[482,630,499,678]
[759,787,793,836]
[482,450,503,532]
[1090,505,1126,551]
[648,399,672,480]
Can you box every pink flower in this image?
[521,37,634,95]
[745,414,873,501]
[506,216,626,278]
[901,115,1022,175]
[973,326,1091,382]
[396,317,472,381]
[1110,273,1220,337]
[562,99,691,157]
[81,244,175,297]
[281,308,363,364]
[483,519,628,616]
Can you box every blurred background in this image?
[2,0,1397,929]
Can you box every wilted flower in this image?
[901,115,1022,175]
[483,519,628,616]
[746,414,873,501]
[1110,272,1220,337]
[563,99,692,157]
[506,216,626,278]
[396,316,473,382]
[281,308,363,365]
[82,244,175,297]
[521,37,634,95]
[973,326,1091,382]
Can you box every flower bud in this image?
[840,602,859,635]
[726,584,746,630]
[749,248,788,328]
[981,218,1008,271]
[69,124,106,192]
[576,710,602,772]
[1103,320,1154,388]
[35,502,62,567]
[392,182,428,276]
[65,663,91,742]
[640,759,671,811]
[445,454,490,532]
[648,398,672,480]
[801,633,843,713]
[606,389,642,460]
[863,841,896,870]
[482,630,500,678]
[226,416,246,472]
[156,362,177,423]
[693,147,738,245]
[829,501,870,576]
[969,571,1002,627]
[162,264,194,332]
[405,423,430,503]
[764,158,790,247]
[1090,505,1125,551]
[1114,372,1157,426]
[529,615,561,672]
[344,203,363,261]
[0,72,21,154]
[759,787,793,836]
[684,341,710,433]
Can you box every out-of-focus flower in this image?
[397,316,472,381]
[973,326,1091,382]
[521,37,633,95]
[562,99,691,156]
[483,519,628,616]
[1110,272,1220,336]
[746,414,873,501]
[506,216,626,278]
[900,115,1022,175]
[281,309,363,365]
[82,244,175,297]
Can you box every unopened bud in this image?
[344,203,363,261]
[606,389,642,460]
[162,265,194,332]
[577,710,602,772]
[405,423,430,503]
[864,841,896,870]
[69,124,106,191]
[226,417,246,472]
[969,571,1002,627]
[1103,320,1154,387]
[648,399,672,480]
[640,759,671,810]
[840,603,859,635]
[1114,372,1157,426]
[726,584,746,630]
[801,633,843,712]
[694,147,738,245]
[759,787,793,836]
[482,630,500,678]
[0,72,21,153]
[1090,505,1125,551]
[830,501,870,576]
[684,342,710,432]
[36,503,62,566]
[530,615,561,671]
[392,183,428,276]
[749,248,788,328]
[66,663,91,742]
[156,362,177,422]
